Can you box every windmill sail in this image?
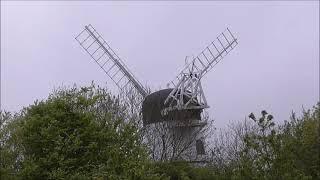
[169,28,238,87]
[75,24,147,106]
[163,28,238,114]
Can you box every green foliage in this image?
[152,161,218,180]
[232,103,320,179]
[0,111,22,179]
[0,85,152,179]
[1,83,319,179]
[272,104,320,179]
[236,110,278,179]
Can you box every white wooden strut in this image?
[163,28,238,115]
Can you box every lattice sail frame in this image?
[75,24,147,107]
[163,28,238,114]
[161,63,208,116]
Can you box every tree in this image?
[243,105,320,179]
[271,103,320,179]
[0,84,155,179]
[0,111,24,179]
[152,161,218,180]
[143,111,214,163]
[1,82,318,179]
[208,103,319,179]
[208,118,257,178]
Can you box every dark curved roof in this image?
[142,88,202,125]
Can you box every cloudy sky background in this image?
[1,1,319,128]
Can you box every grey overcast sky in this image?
[1,1,319,128]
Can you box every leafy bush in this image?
[152,161,218,180]
[210,103,320,179]
[1,83,318,179]
[0,85,152,179]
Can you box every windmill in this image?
[75,24,238,162]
